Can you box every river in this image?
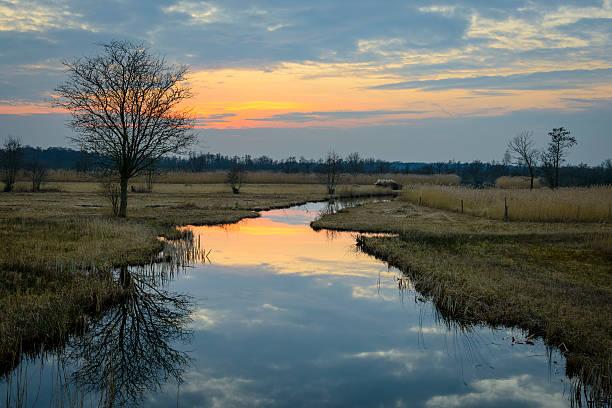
[2,201,573,407]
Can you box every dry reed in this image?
[33,169,461,186]
[495,176,542,189]
[401,185,612,222]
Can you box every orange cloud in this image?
[185,62,612,128]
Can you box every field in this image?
[25,169,461,186]
[401,184,612,222]
[312,192,612,403]
[495,175,542,189]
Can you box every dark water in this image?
[2,202,573,407]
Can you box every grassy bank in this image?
[401,185,612,222]
[0,181,396,374]
[0,218,161,373]
[312,199,612,403]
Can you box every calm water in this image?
[2,201,573,407]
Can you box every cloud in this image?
[370,68,612,91]
[175,373,274,408]
[418,5,456,17]
[162,1,225,24]
[195,113,237,124]
[261,303,285,312]
[247,110,428,123]
[0,0,94,32]
[191,308,225,330]
[408,326,446,335]
[425,375,566,408]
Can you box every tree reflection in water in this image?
[63,266,193,407]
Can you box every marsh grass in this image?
[401,185,612,222]
[495,175,542,189]
[35,169,461,186]
[0,218,167,374]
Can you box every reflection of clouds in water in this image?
[191,308,226,330]
[352,284,396,301]
[260,303,285,312]
[425,375,566,408]
[408,326,447,335]
[347,348,445,374]
[179,372,273,408]
[191,303,304,332]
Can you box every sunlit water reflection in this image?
[2,201,574,407]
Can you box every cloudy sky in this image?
[1,0,611,163]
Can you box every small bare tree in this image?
[145,167,157,192]
[507,130,539,189]
[27,154,47,192]
[227,157,246,194]
[1,136,22,192]
[54,40,196,217]
[323,150,341,195]
[100,172,121,216]
[542,127,576,188]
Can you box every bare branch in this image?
[54,40,196,216]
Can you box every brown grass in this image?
[401,185,612,222]
[28,169,461,187]
[0,218,160,374]
[495,175,542,189]
[150,171,461,186]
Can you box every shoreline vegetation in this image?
[1,173,611,404]
[311,196,612,405]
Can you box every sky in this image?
[0,0,611,164]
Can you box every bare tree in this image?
[54,40,196,217]
[27,153,47,192]
[542,127,576,188]
[507,130,539,189]
[1,136,22,192]
[323,150,341,195]
[145,166,158,192]
[100,171,121,216]
[227,157,246,194]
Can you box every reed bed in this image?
[495,176,542,189]
[148,171,461,186]
[401,185,612,222]
[33,169,460,186]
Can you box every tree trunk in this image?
[554,152,560,189]
[529,167,534,190]
[119,176,128,218]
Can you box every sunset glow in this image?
[185,212,387,278]
[1,0,611,161]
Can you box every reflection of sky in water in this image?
[155,202,569,407]
[1,202,571,407]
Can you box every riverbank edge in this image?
[311,201,611,405]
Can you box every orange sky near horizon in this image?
[186,64,612,128]
[3,62,612,131]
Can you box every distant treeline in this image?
[14,146,612,187]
